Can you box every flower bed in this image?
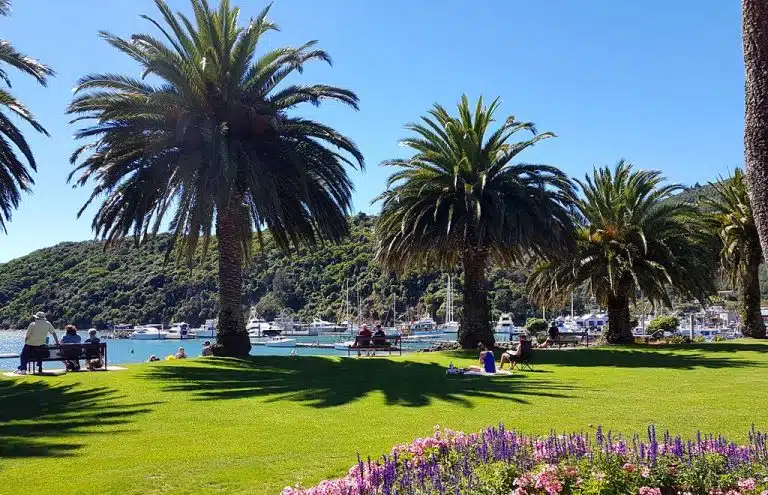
[282,424,768,494]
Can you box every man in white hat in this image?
[15,311,59,375]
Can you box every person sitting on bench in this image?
[61,325,82,371]
[83,329,103,370]
[469,343,496,374]
[500,333,532,370]
[372,325,388,346]
[353,325,372,347]
[15,311,59,375]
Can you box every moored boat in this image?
[130,325,167,340]
[166,322,195,339]
[264,337,296,348]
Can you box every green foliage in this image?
[0,0,55,232]
[525,318,548,335]
[0,216,535,329]
[647,315,679,333]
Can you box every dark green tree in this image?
[529,161,718,343]
[375,96,574,349]
[0,0,54,232]
[703,168,766,338]
[67,0,362,356]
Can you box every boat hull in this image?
[264,338,296,348]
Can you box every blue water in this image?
[0,330,512,370]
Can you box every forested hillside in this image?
[0,215,550,329]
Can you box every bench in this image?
[25,343,108,374]
[346,335,402,357]
[555,331,588,348]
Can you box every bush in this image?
[525,317,548,336]
[284,424,768,495]
[648,315,679,333]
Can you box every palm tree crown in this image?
[68,0,362,355]
[0,0,54,232]
[528,161,718,343]
[376,95,574,347]
[703,168,766,338]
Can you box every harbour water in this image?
[0,329,513,370]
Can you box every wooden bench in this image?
[25,343,108,374]
[346,335,402,357]
[555,331,587,348]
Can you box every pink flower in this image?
[638,487,661,495]
[738,478,756,491]
[623,462,636,473]
[641,466,651,478]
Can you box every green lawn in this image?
[2,341,768,495]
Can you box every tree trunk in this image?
[743,0,768,261]
[213,200,251,357]
[606,293,633,344]
[740,242,766,338]
[458,248,495,349]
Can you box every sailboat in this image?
[442,275,460,333]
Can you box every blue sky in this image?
[0,0,744,262]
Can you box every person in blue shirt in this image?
[469,343,496,373]
[61,325,82,371]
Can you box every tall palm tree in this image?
[375,96,574,349]
[703,168,766,339]
[743,0,768,262]
[68,0,363,357]
[528,161,718,343]
[0,0,54,232]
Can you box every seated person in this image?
[61,324,82,371]
[354,325,372,347]
[540,322,560,348]
[147,355,160,362]
[83,329,103,370]
[372,325,388,346]
[175,347,187,359]
[201,341,214,357]
[500,333,533,369]
[469,343,496,374]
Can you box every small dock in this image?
[250,341,335,348]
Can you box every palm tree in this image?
[375,96,574,349]
[743,0,768,263]
[0,0,54,232]
[703,168,766,339]
[68,0,363,356]
[528,161,718,343]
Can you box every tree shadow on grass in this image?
[0,379,158,458]
[526,346,763,369]
[141,357,574,408]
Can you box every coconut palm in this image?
[375,96,575,349]
[703,168,766,338]
[68,0,363,356]
[528,161,718,343]
[0,0,54,232]
[743,0,768,262]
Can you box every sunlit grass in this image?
[2,340,767,494]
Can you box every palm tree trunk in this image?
[606,293,633,344]
[741,243,766,338]
[458,248,494,349]
[743,0,768,259]
[213,200,251,357]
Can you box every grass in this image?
[1,341,768,494]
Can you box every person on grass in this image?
[175,347,187,359]
[61,325,82,371]
[469,343,496,374]
[201,341,213,357]
[372,325,388,346]
[500,333,533,370]
[540,322,560,348]
[15,311,59,375]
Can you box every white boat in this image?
[495,313,515,333]
[193,319,217,338]
[333,340,355,350]
[166,322,195,339]
[130,325,167,340]
[441,275,460,333]
[308,318,346,333]
[264,337,296,348]
[411,314,437,333]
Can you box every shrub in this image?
[284,424,768,495]
[647,315,679,333]
[525,318,548,336]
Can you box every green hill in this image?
[0,215,539,329]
